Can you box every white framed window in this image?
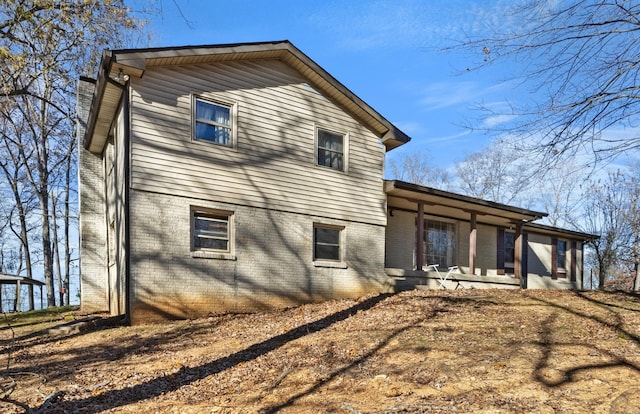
[191,207,234,256]
[193,96,236,146]
[313,223,344,263]
[316,127,346,171]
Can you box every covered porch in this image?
[383,180,547,290]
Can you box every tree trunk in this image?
[598,256,606,289]
[41,193,55,308]
[51,193,63,306]
[16,193,35,310]
[633,236,640,291]
[63,135,75,306]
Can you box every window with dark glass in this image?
[313,225,342,261]
[317,128,344,171]
[504,232,515,264]
[423,220,456,268]
[557,240,567,269]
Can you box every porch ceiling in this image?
[385,180,547,227]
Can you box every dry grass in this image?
[1,290,639,413]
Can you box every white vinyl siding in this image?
[128,59,386,225]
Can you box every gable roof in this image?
[83,40,411,154]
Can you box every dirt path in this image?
[1,289,639,413]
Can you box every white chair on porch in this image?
[422,264,460,289]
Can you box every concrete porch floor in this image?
[385,268,522,290]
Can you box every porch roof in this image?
[524,222,599,241]
[385,180,547,227]
[0,273,45,286]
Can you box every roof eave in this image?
[83,51,127,154]
[385,180,548,222]
[524,222,600,241]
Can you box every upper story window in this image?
[316,127,346,171]
[193,97,235,146]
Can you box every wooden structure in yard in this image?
[0,273,45,312]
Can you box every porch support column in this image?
[469,211,477,276]
[416,202,425,270]
[16,280,21,312]
[514,221,523,282]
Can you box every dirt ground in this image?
[1,289,640,413]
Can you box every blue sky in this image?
[126,0,519,171]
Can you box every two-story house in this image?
[78,41,596,324]
[78,41,410,324]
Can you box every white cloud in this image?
[425,130,471,144]
[418,80,515,111]
[419,81,478,110]
[481,114,517,128]
[307,0,530,52]
[393,121,427,136]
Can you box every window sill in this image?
[315,164,347,174]
[191,251,237,260]
[313,261,347,269]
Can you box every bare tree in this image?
[453,0,640,166]
[619,160,640,290]
[0,1,145,307]
[536,162,585,228]
[453,143,533,206]
[580,171,631,289]
[387,150,451,189]
[0,114,38,310]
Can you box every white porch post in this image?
[469,211,477,276]
[416,202,425,270]
[16,280,21,312]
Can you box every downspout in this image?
[122,77,132,324]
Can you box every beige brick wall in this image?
[527,232,552,277]
[477,224,498,276]
[78,79,109,313]
[127,190,390,324]
[526,233,582,289]
[384,210,415,269]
